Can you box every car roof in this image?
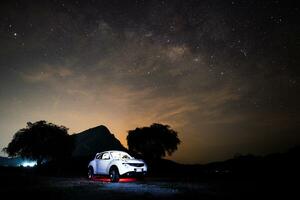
[95,150,127,156]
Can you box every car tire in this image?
[109,168,120,182]
[88,167,94,179]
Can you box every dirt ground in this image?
[0,170,295,200]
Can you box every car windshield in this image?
[110,152,132,159]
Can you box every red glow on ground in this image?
[119,178,137,182]
[92,177,111,182]
[92,177,137,183]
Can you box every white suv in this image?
[88,150,147,182]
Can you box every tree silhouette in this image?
[127,123,181,160]
[3,120,74,166]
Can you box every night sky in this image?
[0,0,299,163]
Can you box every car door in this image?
[97,152,111,175]
[95,153,102,174]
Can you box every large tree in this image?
[3,120,74,166]
[127,123,181,160]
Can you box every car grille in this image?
[128,163,144,167]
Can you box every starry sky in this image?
[0,0,299,164]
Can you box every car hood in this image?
[120,159,145,164]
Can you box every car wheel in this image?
[109,168,120,182]
[88,167,94,179]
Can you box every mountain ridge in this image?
[71,125,126,158]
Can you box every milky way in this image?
[0,0,299,163]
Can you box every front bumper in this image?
[118,163,147,176]
[122,171,147,177]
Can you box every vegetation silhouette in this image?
[3,120,74,166]
[127,123,181,160]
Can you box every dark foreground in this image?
[0,168,297,200]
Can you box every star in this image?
[0,0,298,165]
[193,58,200,62]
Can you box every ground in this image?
[0,168,295,200]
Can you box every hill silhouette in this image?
[71,125,126,158]
[33,125,127,176]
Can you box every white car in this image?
[88,150,147,182]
